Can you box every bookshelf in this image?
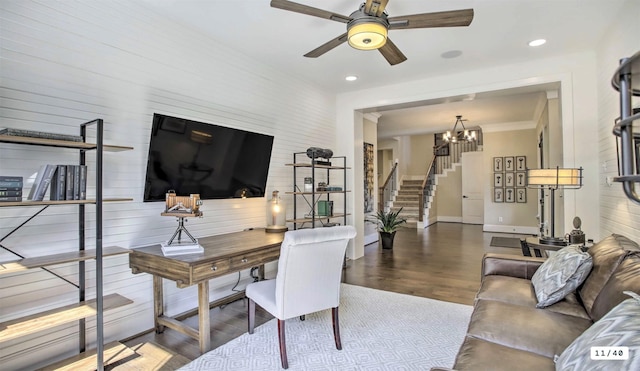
[0,119,133,371]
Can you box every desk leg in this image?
[258,264,265,280]
[198,280,211,353]
[153,275,165,333]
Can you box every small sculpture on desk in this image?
[160,191,204,255]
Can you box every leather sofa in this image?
[432,234,640,370]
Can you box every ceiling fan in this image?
[270,0,474,65]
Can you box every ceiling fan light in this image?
[348,22,387,50]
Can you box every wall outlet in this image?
[498,216,503,222]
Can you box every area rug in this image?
[490,236,522,248]
[179,284,472,370]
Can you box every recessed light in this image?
[345,75,358,82]
[528,39,546,47]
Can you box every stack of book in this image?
[27,164,87,201]
[0,176,23,202]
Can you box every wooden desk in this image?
[129,229,285,353]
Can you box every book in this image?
[0,128,83,142]
[0,187,22,191]
[0,196,22,202]
[27,164,57,201]
[0,190,22,197]
[0,176,23,182]
[65,165,74,200]
[49,165,67,201]
[72,165,80,200]
[0,182,23,188]
[79,165,87,200]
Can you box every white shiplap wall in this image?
[596,0,640,241]
[0,1,337,369]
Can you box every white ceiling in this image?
[140,0,626,138]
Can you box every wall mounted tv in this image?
[143,113,274,202]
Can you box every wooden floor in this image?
[112,223,524,370]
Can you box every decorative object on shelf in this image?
[317,181,328,191]
[0,127,83,142]
[304,177,313,192]
[369,207,406,249]
[527,167,583,245]
[317,200,334,217]
[266,190,288,233]
[442,115,476,143]
[611,50,640,204]
[306,147,333,165]
[566,216,586,245]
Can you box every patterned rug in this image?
[179,284,472,370]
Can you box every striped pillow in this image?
[555,291,640,370]
[531,245,593,308]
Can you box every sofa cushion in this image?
[531,245,593,308]
[477,275,590,319]
[555,291,640,371]
[579,234,640,318]
[466,299,592,358]
[453,336,554,371]
[590,254,640,321]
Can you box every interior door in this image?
[462,151,484,224]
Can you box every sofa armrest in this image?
[481,253,546,281]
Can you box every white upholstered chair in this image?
[246,225,357,369]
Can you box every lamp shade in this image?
[526,167,583,188]
[348,22,387,50]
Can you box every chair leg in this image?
[299,314,305,321]
[278,319,288,369]
[248,298,255,334]
[332,307,342,350]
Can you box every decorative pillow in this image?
[531,245,593,308]
[555,291,640,370]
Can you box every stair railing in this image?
[419,152,440,222]
[379,161,399,212]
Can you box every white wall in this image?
[596,0,640,241]
[0,1,336,369]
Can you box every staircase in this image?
[389,179,423,228]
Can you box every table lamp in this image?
[526,167,583,245]
[266,190,288,233]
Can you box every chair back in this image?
[274,226,356,319]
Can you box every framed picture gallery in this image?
[493,155,527,204]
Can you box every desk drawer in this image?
[230,246,280,270]
[192,259,231,282]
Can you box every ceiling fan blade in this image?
[270,0,351,23]
[388,9,474,29]
[378,38,407,66]
[364,0,389,17]
[304,33,348,58]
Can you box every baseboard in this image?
[483,224,538,234]
[364,232,379,245]
[438,216,463,223]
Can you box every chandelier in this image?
[443,115,476,143]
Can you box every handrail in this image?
[419,153,439,221]
[378,162,398,212]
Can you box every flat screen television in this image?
[143,113,274,201]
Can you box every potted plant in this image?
[370,208,407,249]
